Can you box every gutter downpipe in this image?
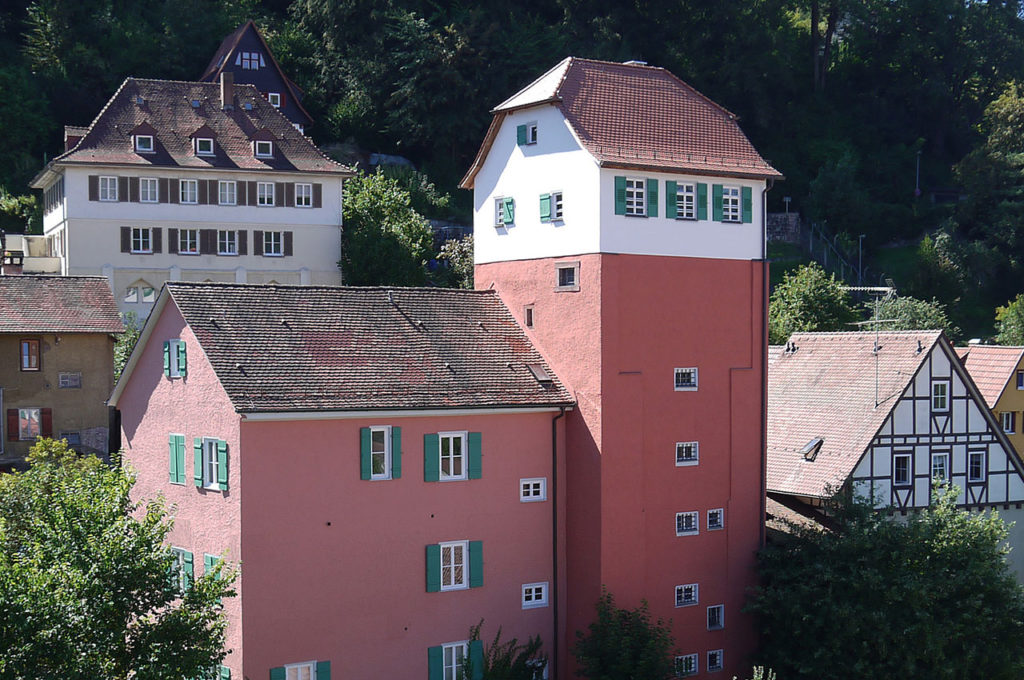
[760,179,774,546]
[551,406,566,678]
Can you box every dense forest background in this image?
[4,0,1024,336]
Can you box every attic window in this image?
[243,101,254,111]
[237,51,264,70]
[254,140,273,158]
[526,364,552,384]
[190,99,201,108]
[135,96,145,105]
[267,92,281,108]
[800,437,824,461]
[134,135,154,153]
[195,138,214,156]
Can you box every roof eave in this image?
[238,403,575,420]
[598,159,784,181]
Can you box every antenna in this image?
[846,284,897,407]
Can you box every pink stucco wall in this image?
[118,301,244,675]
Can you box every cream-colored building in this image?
[30,74,353,319]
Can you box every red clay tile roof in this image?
[0,276,123,334]
[32,77,347,186]
[955,345,1024,408]
[462,57,781,188]
[768,331,942,498]
[165,282,574,413]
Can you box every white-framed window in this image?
[675,182,697,219]
[369,426,391,480]
[284,661,316,680]
[675,583,698,607]
[676,511,698,536]
[526,122,538,144]
[99,175,118,201]
[522,582,548,609]
[442,642,467,680]
[58,372,82,389]
[625,177,645,216]
[218,230,237,255]
[1002,411,1016,434]
[676,441,699,466]
[721,185,741,222]
[555,262,579,291]
[707,604,724,630]
[674,367,698,391]
[968,449,987,482]
[440,431,467,480]
[131,227,152,253]
[179,229,199,255]
[170,547,190,590]
[180,179,198,204]
[931,451,949,482]
[549,191,564,220]
[135,135,154,153]
[124,286,138,303]
[295,183,313,207]
[195,137,214,156]
[240,51,262,70]
[18,408,40,440]
[440,540,468,590]
[139,177,159,203]
[893,451,912,487]
[707,649,724,673]
[524,305,535,328]
[257,182,275,206]
[142,286,156,303]
[931,380,949,412]
[202,437,223,490]
[268,92,281,108]
[707,508,724,530]
[254,140,274,158]
[519,477,547,502]
[675,654,698,677]
[167,339,185,378]
[494,196,514,226]
[263,231,284,256]
[1018,371,1024,390]
[218,180,237,205]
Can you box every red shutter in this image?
[40,408,52,438]
[6,410,17,441]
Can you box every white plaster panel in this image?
[852,479,872,503]
[914,364,930,397]
[874,446,891,477]
[914,477,929,505]
[874,479,892,508]
[952,372,967,396]
[916,398,930,434]
[1010,474,1024,501]
[968,402,987,433]
[990,477,1007,503]
[953,397,967,427]
[998,507,1024,582]
[852,452,871,478]
[892,401,912,434]
[931,351,950,377]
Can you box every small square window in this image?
[675,182,697,219]
[257,182,275,206]
[707,604,724,630]
[195,138,214,156]
[676,441,699,466]
[240,51,262,70]
[519,477,547,502]
[707,508,724,530]
[99,176,118,201]
[1002,411,1016,434]
[931,452,949,482]
[675,583,698,607]
[20,339,40,371]
[524,305,535,328]
[676,511,698,536]
[625,177,645,216]
[179,229,199,255]
[295,183,313,207]
[522,581,548,608]
[440,540,469,590]
[180,179,198,204]
[219,180,237,205]
[58,372,82,389]
[131,227,152,253]
[555,262,580,292]
[18,408,41,440]
[707,649,724,673]
[141,286,156,303]
[893,452,912,486]
[968,450,986,482]
[60,431,81,448]
[268,92,281,107]
[721,186,741,222]
[675,654,698,677]
[135,135,154,153]
[931,380,950,412]
[675,368,698,391]
[139,178,159,203]
[254,140,273,158]
[263,231,283,256]
[218,230,237,255]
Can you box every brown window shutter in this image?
[208,180,217,203]
[6,409,17,441]
[284,231,293,256]
[285,183,295,207]
[198,180,208,205]
[200,229,216,254]
[88,175,99,201]
[275,183,285,207]
[152,227,162,253]
[159,178,169,203]
[313,183,322,208]
[168,228,178,254]
[254,230,263,255]
[169,180,179,204]
[129,177,139,202]
[238,230,247,255]
[118,177,128,202]
[120,227,131,253]
[40,408,52,438]
[247,182,257,206]
[238,181,247,205]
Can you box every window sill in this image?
[675,216,698,221]
[439,476,469,482]
[674,386,698,392]
[181,200,198,205]
[130,250,153,255]
[675,459,699,467]
[257,204,276,208]
[676,531,699,537]
[369,475,392,481]
[263,253,284,258]
[178,251,200,256]
[296,204,313,209]
[139,200,159,204]
[99,197,118,202]
[708,525,724,531]
[520,496,546,503]
[554,286,579,293]
[522,601,548,609]
[675,602,698,608]
[440,584,469,592]
[218,202,237,207]
[19,368,40,373]
[624,213,647,218]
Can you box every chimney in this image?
[220,72,234,110]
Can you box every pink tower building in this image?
[461,57,782,678]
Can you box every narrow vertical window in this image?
[931,452,948,482]
[931,380,949,412]
[218,180,237,205]
[707,604,725,630]
[625,177,645,216]
[20,339,40,371]
[295,183,313,207]
[721,186,741,222]
[968,450,986,482]
[892,451,912,487]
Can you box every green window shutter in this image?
[665,181,677,219]
[204,553,216,574]
[163,341,171,377]
[391,426,402,479]
[169,434,177,483]
[315,661,330,680]
[539,193,552,222]
[712,184,723,221]
[468,432,482,480]
[176,435,186,484]
[426,544,441,592]
[177,342,187,377]
[516,124,527,146]
[469,640,484,680]
[270,668,285,680]
[360,427,371,480]
[193,438,203,487]
[183,550,194,589]
[742,186,753,223]
[427,646,443,680]
[219,666,230,680]
[503,197,514,225]
[469,540,483,588]
[646,178,658,217]
[424,434,440,482]
[697,183,708,220]
[217,440,228,489]
[614,176,627,215]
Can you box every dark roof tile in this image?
[0,276,123,334]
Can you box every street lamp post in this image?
[858,234,866,287]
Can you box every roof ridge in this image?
[165,281,496,294]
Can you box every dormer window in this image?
[267,92,281,108]
[254,140,273,158]
[194,138,214,156]
[134,135,154,153]
[238,51,264,70]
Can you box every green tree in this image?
[769,263,859,344]
[463,619,546,680]
[995,293,1024,345]
[435,235,474,289]
[869,295,960,341]
[0,438,236,679]
[747,486,1024,680]
[573,590,675,680]
[340,169,434,286]
[113,311,140,383]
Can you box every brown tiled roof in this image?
[768,331,942,498]
[462,57,781,188]
[33,77,347,184]
[0,276,123,334]
[166,282,574,413]
[955,345,1024,408]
